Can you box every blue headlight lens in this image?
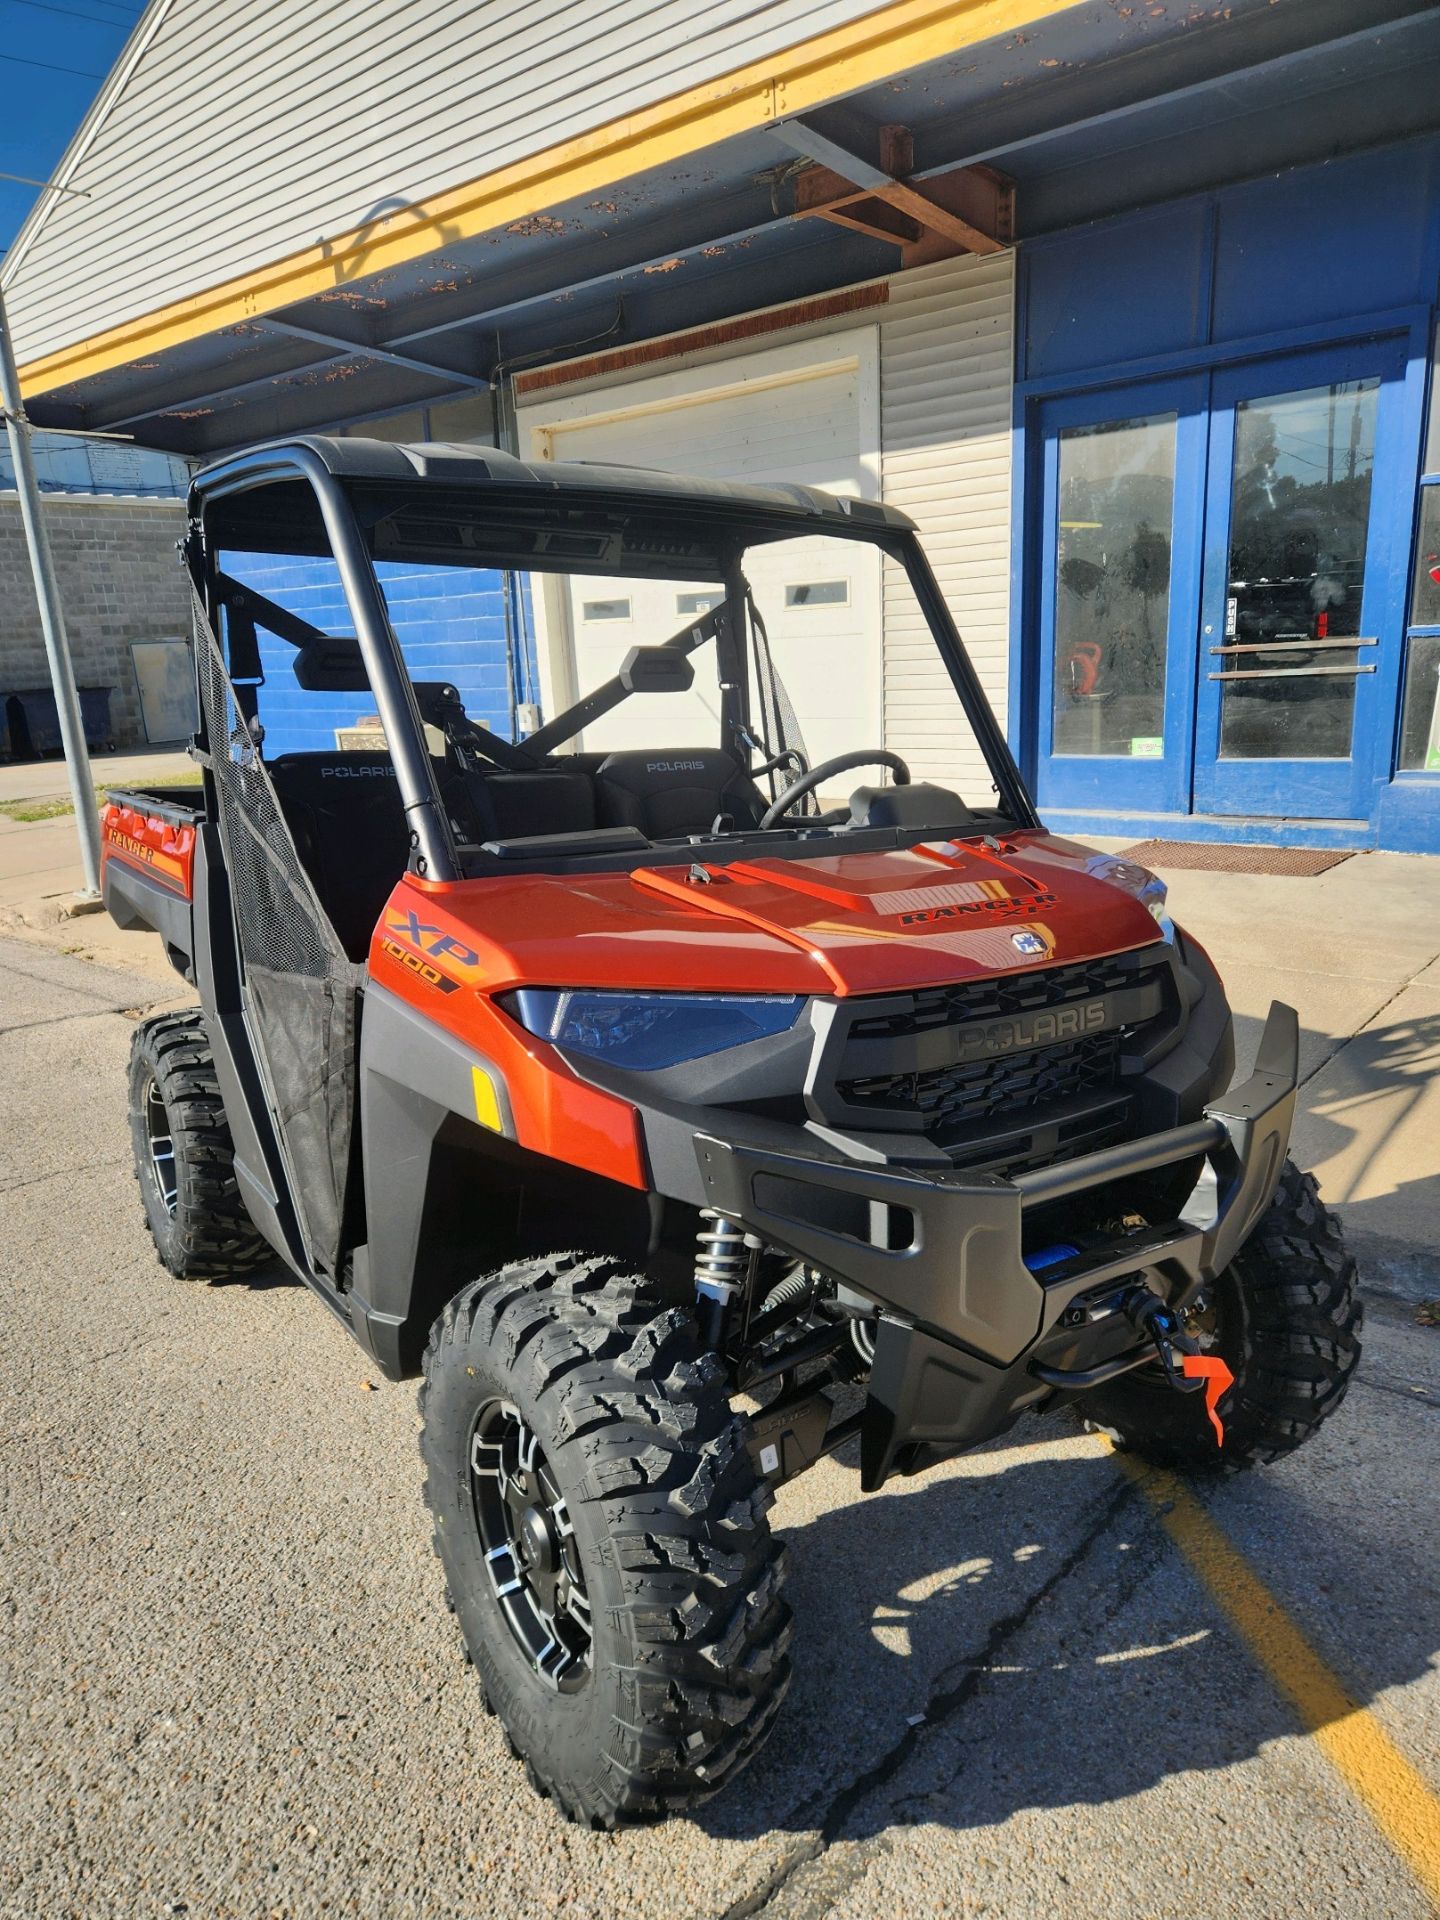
[500,988,802,1070]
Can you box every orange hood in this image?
[380,831,1164,999]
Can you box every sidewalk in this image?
[0,810,1435,1300]
[0,777,194,982]
[1159,850,1440,1306]
[0,743,194,807]
[0,748,196,972]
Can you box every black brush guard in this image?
[695,1001,1299,1488]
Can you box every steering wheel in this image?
[759,750,911,830]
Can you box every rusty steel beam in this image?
[780,120,1012,262]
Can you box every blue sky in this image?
[0,0,144,259]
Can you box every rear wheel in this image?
[127,1011,269,1279]
[419,1253,791,1827]
[1080,1161,1361,1472]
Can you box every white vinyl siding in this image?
[880,250,1015,797]
[3,0,884,364]
[519,334,885,773]
[515,251,1016,790]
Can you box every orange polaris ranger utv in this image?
[102,438,1359,1826]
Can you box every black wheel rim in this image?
[143,1076,178,1217]
[469,1399,591,1692]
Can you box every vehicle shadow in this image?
[208,1253,300,1292]
[1276,1000,1440,1298]
[692,1419,1439,1844]
[687,1000,1440,1844]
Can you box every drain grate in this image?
[1117,840,1357,877]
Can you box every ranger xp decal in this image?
[378,936,463,995]
[898,890,1059,928]
[382,908,483,981]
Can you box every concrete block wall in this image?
[0,493,190,753]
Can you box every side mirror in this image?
[619,646,694,694]
[293,634,368,692]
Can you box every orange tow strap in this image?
[1181,1354,1235,1446]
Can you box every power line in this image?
[0,49,104,78]
[3,0,133,27]
[56,0,142,15]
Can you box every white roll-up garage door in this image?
[519,333,882,776]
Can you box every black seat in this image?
[268,752,411,961]
[270,751,602,955]
[447,763,596,845]
[593,749,765,840]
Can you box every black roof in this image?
[190,434,916,535]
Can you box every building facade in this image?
[1014,134,1440,853]
[5,0,1439,844]
[0,434,192,756]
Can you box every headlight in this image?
[499,988,803,1070]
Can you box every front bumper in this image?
[694,1000,1299,1487]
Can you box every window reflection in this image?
[1218,379,1377,761]
[1399,487,1440,772]
[1410,485,1440,630]
[1052,414,1174,759]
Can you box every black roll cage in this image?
[185,436,1039,883]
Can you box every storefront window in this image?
[1399,486,1440,771]
[1412,484,1440,629]
[1217,378,1378,761]
[1052,413,1174,758]
[1425,322,1440,476]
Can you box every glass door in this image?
[1035,376,1207,814]
[1192,340,1410,819]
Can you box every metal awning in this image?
[16,0,1440,456]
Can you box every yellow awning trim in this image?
[17,0,1075,401]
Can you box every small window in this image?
[785,579,849,608]
[1399,486,1440,771]
[1411,486,1440,629]
[1399,633,1440,771]
[581,597,631,622]
[676,591,722,617]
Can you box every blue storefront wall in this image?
[1011,134,1440,851]
[223,551,536,758]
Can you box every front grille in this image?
[830,944,1175,1169]
[841,1029,1122,1133]
[846,950,1151,1041]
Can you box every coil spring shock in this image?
[693,1210,759,1349]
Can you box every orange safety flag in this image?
[1181,1353,1235,1446]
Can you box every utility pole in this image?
[0,263,102,899]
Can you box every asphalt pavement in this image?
[2,861,1439,1919]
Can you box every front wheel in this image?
[1080,1161,1361,1472]
[419,1254,791,1827]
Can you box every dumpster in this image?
[2,686,115,759]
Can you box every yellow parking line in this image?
[1108,1445,1440,1909]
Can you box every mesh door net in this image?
[193,589,364,1277]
